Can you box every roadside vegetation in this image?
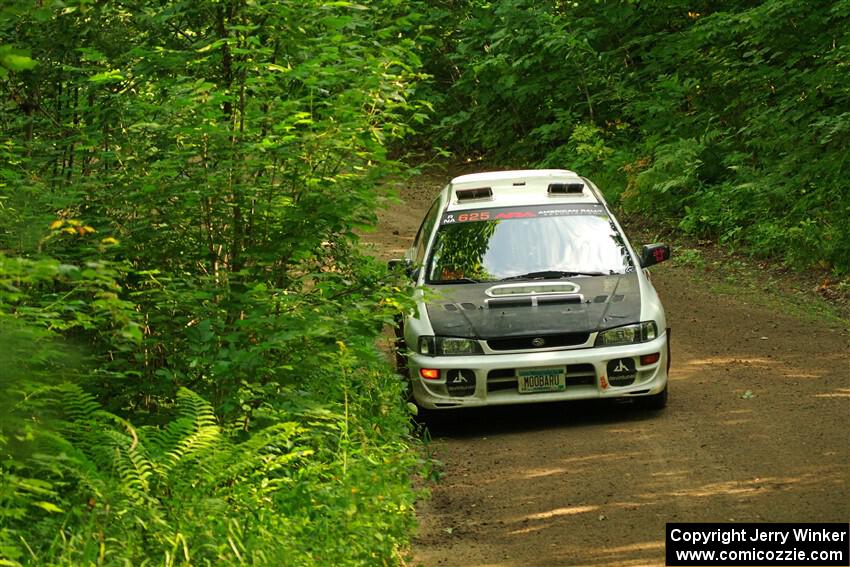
[1,1,847,565]
[1,1,424,564]
[417,0,850,276]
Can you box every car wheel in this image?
[641,385,668,410]
[393,316,407,372]
[395,345,408,375]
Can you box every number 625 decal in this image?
[457,212,490,222]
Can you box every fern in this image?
[3,369,416,565]
[142,389,221,475]
[100,429,153,502]
[55,383,101,423]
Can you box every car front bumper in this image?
[408,332,669,410]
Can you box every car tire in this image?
[393,316,408,372]
[641,385,668,410]
[395,347,408,375]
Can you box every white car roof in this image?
[450,169,578,185]
[446,169,600,211]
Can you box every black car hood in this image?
[425,274,641,339]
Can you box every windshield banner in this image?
[441,204,605,225]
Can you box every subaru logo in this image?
[532,337,546,347]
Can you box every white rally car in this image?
[391,170,671,411]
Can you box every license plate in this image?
[517,367,566,394]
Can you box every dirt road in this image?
[363,168,850,567]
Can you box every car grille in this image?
[486,332,589,351]
[487,364,596,393]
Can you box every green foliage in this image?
[418,0,618,162]
[0,243,418,567]
[0,254,141,345]
[671,248,706,271]
[418,0,850,274]
[0,46,36,75]
[624,138,704,221]
[2,377,416,564]
[1,0,425,564]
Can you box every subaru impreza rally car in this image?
[391,170,672,412]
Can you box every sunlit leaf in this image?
[0,51,37,71]
[32,501,63,514]
[88,70,124,83]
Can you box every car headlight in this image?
[418,336,483,356]
[595,321,658,346]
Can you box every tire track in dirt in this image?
[362,168,850,567]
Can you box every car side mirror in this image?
[639,243,671,268]
[388,258,419,280]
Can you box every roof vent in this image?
[456,187,493,201]
[548,182,585,195]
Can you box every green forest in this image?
[1,0,847,564]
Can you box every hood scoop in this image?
[485,281,584,309]
[486,296,532,308]
[485,281,581,297]
[486,294,583,308]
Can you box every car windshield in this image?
[426,204,634,283]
